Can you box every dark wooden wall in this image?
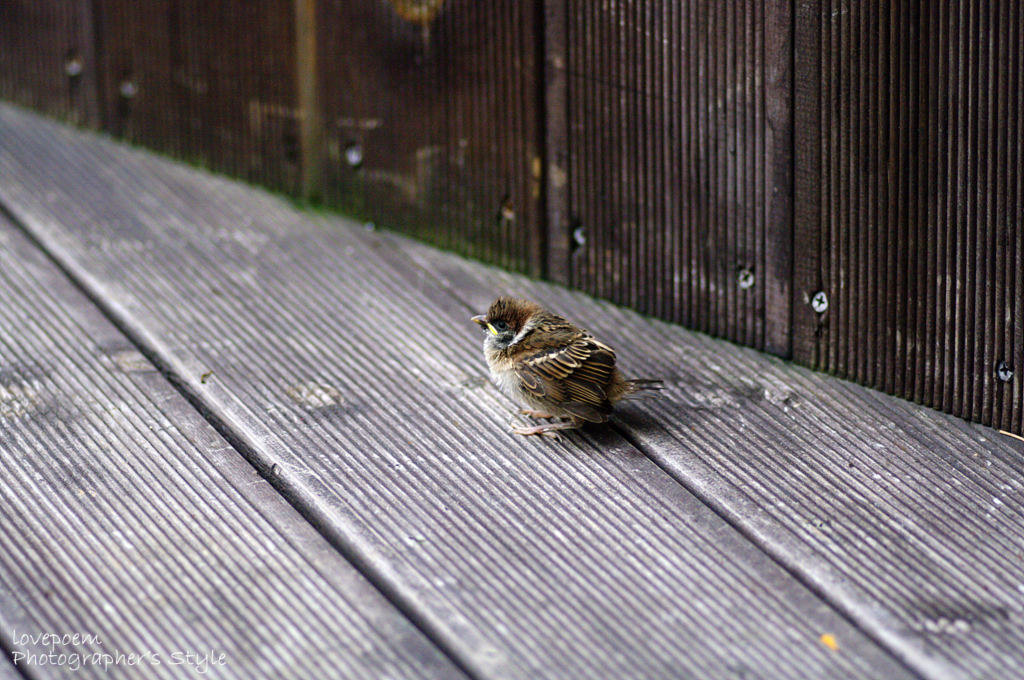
[0,0,99,127]
[317,0,544,275]
[550,0,792,354]
[1,0,1021,436]
[0,0,300,192]
[795,0,1023,434]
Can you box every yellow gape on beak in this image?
[471,314,498,335]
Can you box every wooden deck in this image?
[0,102,1022,679]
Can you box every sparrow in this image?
[472,297,662,437]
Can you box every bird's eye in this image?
[494,320,509,332]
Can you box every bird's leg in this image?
[519,409,556,419]
[511,418,583,438]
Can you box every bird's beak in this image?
[471,315,498,335]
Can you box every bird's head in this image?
[471,297,542,350]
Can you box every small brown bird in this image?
[472,297,661,437]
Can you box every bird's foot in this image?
[511,419,581,439]
[519,409,556,419]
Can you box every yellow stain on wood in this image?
[387,0,447,26]
[820,634,839,651]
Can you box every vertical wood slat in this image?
[317,0,542,276]
[543,0,570,284]
[763,0,794,357]
[565,0,793,355]
[793,0,1023,435]
[1007,0,1020,435]
[76,0,102,128]
[295,0,323,202]
[0,0,100,127]
[793,0,822,365]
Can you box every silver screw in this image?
[811,291,829,314]
[738,269,755,290]
[996,361,1014,382]
[119,80,138,98]
[344,143,363,167]
[573,226,586,246]
[64,57,83,77]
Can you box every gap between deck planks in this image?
[1,102,1023,678]
[0,104,908,680]
[395,230,1024,679]
[0,104,911,679]
[0,209,467,680]
[0,657,22,680]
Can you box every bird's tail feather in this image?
[623,378,664,399]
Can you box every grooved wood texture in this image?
[0,103,917,680]
[794,0,1024,435]
[0,0,99,126]
[560,0,793,355]
[0,659,20,680]
[0,210,465,680]
[394,230,1024,680]
[95,0,299,192]
[318,0,545,276]
[3,2,1021,449]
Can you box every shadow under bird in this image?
[472,297,662,437]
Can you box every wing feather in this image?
[517,331,618,421]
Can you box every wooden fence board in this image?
[94,0,299,191]
[792,0,1023,435]
[317,0,544,276]
[564,0,792,354]
[0,0,99,126]
[1,0,1020,436]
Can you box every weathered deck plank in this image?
[0,104,915,679]
[0,216,465,679]
[396,229,1024,679]
[0,658,20,680]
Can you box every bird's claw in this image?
[511,424,564,439]
[518,409,556,419]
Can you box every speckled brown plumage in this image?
[472,297,661,437]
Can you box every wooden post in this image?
[295,0,323,202]
[542,0,570,285]
[763,0,794,359]
[78,0,103,130]
[791,0,823,367]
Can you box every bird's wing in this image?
[517,331,617,421]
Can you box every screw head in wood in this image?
[573,226,586,246]
[811,291,828,314]
[119,80,138,99]
[996,361,1014,382]
[64,56,83,77]
[344,142,363,167]
[738,269,755,290]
